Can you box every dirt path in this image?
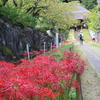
[74,30,81,41]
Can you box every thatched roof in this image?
[72,3,90,20]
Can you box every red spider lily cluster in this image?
[52,45,56,48]
[23,51,40,56]
[62,40,76,44]
[87,40,100,44]
[0,50,86,100]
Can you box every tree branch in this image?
[13,0,18,7]
[0,0,8,7]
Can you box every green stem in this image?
[76,89,78,100]
[65,74,75,99]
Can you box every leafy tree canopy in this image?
[81,0,97,10]
[0,0,55,28]
[0,0,78,30]
[86,6,100,32]
[39,1,78,31]
[62,0,97,10]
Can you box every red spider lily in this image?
[87,40,100,45]
[0,50,86,100]
[62,40,76,44]
[39,49,44,51]
[72,80,80,90]
[52,45,56,48]
[23,51,33,55]
[51,49,58,52]
[45,49,49,51]
[38,88,57,99]
[63,40,72,43]
[39,49,48,52]
[32,51,40,54]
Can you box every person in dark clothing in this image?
[78,31,84,45]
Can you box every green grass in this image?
[85,40,100,50]
[68,29,75,40]
[45,42,73,61]
[82,29,91,40]
[73,45,87,60]
[68,29,91,41]
[62,42,73,49]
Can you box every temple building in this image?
[72,3,90,30]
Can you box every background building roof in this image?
[72,3,90,20]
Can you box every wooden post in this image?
[44,42,46,53]
[69,42,74,52]
[71,42,74,52]
[69,47,71,51]
[76,74,83,100]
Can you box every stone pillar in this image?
[56,32,59,48]
[26,44,30,61]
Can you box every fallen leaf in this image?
[86,80,92,84]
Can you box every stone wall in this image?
[0,15,55,62]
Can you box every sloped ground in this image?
[74,30,80,41]
[81,58,100,100]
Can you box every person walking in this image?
[92,35,95,41]
[78,31,84,45]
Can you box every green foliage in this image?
[68,0,79,1]
[2,46,14,57]
[39,1,78,31]
[67,29,75,40]
[0,0,78,31]
[86,7,100,32]
[18,14,37,28]
[0,1,38,28]
[63,0,97,10]
[60,0,65,2]
[85,40,100,50]
[0,0,78,30]
[45,42,72,61]
[69,90,76,100]
[65,29,70,40]
[82,29,91,40]
[81,0,97,10]
[0,5,18,23]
